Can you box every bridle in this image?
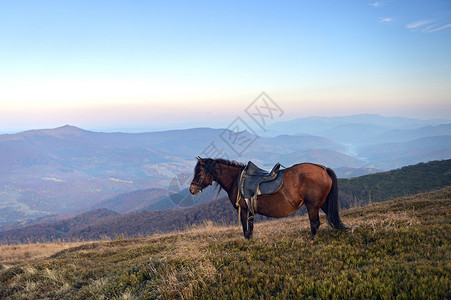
[192,164,212,193]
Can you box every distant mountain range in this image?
[0,114,449,226]
[267,114,449,137]
[1,159,449,244]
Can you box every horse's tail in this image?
[324,168,348,231]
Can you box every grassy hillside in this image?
[338,159,451,209]
[1,187,449,299]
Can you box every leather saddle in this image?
[239,161,285,207]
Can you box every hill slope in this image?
[338,159,451,208]
[0,196,237,244]
[0,188,449,299]
[0,209,119,244]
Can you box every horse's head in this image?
[190,157,214,195]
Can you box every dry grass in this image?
[0,188,449,299]
[141,220,236,298]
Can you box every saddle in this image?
[239,161,285,215]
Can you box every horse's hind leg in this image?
[305,203,320,240]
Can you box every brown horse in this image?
[189,157,347,239]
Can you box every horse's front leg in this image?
[240,208,254,239]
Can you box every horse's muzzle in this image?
[189,184,201,195]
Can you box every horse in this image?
[189,157,347,240]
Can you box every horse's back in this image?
[288,163,332,198]
[256,163,332,217]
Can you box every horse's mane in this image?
[208,158,245,168]
[195,157,243,172]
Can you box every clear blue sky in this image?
[0,0,450,132]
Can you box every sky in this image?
[0,0,450,133]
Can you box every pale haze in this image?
[1,0,450,133]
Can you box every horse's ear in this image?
[197,156,205,166]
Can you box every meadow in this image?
[0,187,450,299]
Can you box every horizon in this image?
[1,113,450,135]
[1,1,450,133]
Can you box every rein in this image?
[235,168,245,226]
[198,160,246,228]
[194,169,206,193]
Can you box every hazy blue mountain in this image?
[368,123,451,144]
[358,135,451,169]
[250,134,345,153]
[90,188,169,214]
[141,185,227,212]
[0,126,249,224]
[0,126,205,225]
[316,123,450,146]
[318,124,391,145]
[267,114,449,137]
[279,149,366,169]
